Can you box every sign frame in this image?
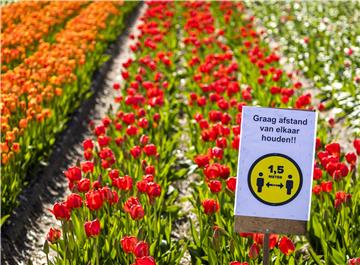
[234,106,317,236]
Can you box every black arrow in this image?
[266,182,284,189]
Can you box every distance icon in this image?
[248,153,302,206]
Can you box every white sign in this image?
[234,106,317,221]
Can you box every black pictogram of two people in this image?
[256,172,293,195]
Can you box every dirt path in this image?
[0,4,145,265]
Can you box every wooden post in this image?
[263,230,270,265]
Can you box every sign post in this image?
[234,106,317,263]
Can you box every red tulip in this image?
[94,125,106,136]
[347,258,360,265]
[151,113,160,123]
[252,233,264,245]
[345,152,357,166]
[278,237,295,255]
[122,113,135,125]
[109,169,119,180]
[109,190,119,205]
[216,137,227,148]
[208,180,222,193]
[130,146,142,158]
[135,256,156,265]
[354,139,360,155]
[312,185,322,195]
[98,135,111,147]
[313,167,323,180]
[226,177,236,192]
[194,154,210,168]
[130,204,145,220]
[102,116,111,127]
[77,178,90,193]
[230,262,249,265]
[137,179,148,193]
[84,149,93,160]
[100,186,114,202]
[50,202,70,221]
[126,125,138,136]
[315,138,322,150]
[121,236,138,253]
[325,142,340,157]
[124,197,140,213]
[113,175,133,191]
[85,190,103,211]
[140,135,149,145]
[321,181,333,193]
[219,164,230,179]
[209,147,223,160]
[84,219,101,237]
[334,191,352,209]
[46,227,61,243]
[81,161,94,174]
[83,139,94,150]
[202,199,219,215]
[143,144,157,156]
[64,166,82,182]
[204,163,221,179]
[269,234,279,249]
[138,118,149,129]
[134,241,149,257]
[65,193,83,210]
[248,243,259,259]
[113,83,120,90]
[146,182,161,198]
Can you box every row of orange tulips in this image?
[1,1,86,71]
[1,0,138,222]
[1,1,49,30]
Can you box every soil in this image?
[0,3,145,264]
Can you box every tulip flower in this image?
[50,202,70,221]
[121,236,138,253]
[134,241,149,257]
[84,219,101,237]
[226,177,236,192]
[208,180,222,193]
[85,190,103,211]
[248,243,259,259]
[202,199,219,215]
[64,166,82,182]
[77,178,90,193]
[135,256,156,265]
[278,236,295,255]
[65,193,83,210]
[46,227,61,244]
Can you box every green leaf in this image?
[43,240,49,255]
[166,205,181,213]
[308,246,323,265]
[330,247,346,264]
[1,214,10,226]
[190,219,200,247]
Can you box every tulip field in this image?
[1,1,359,265]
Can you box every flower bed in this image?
[1,1,138,221]
[1,1,86,71]
[246,1,360,134]
[1,1,359,265]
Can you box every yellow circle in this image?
[248,154,302,206]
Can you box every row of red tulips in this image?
[46,2,186,264]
